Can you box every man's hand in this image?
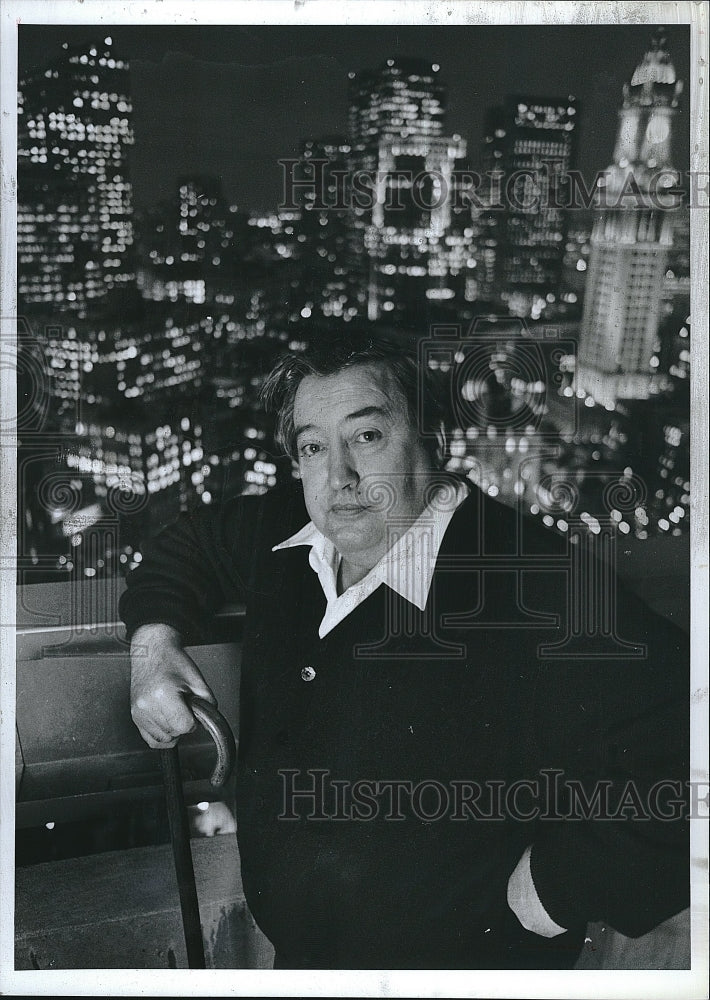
[130,623,217,749]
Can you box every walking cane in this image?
[159,694,237,969]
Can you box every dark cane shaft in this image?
[159,745,206,969]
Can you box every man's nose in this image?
[328,442,358,490]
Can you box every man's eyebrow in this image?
[294,406,391,439]
[343,405,392,422]
[294,422,317,439]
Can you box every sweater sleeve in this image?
[527,574,690,938]
[119,506,230,645]
[119,483,306,645]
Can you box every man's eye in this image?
[355,429,382,444]
[299,442,322,457]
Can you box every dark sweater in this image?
[120,480,689,970]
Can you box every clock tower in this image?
[575,30,683,408]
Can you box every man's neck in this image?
[337,557,372,594]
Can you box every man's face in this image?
[293,363,434,572]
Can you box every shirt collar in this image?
[272,479,469,612]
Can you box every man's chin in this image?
[324,516,380,556]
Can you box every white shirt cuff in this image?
[507,844,567,938]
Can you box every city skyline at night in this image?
[18,23,691,212]
[14,22,692,588]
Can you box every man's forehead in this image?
[294,363,403,417]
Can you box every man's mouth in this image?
[330,503,369,514]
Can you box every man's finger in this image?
[135,721,178,749]
[158,696,198,737]
[151,732,179,749]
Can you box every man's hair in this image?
[260,328,448,467]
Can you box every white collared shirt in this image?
[272,480,469,638]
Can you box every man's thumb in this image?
[185,671,218,707]
[176,653,218,707]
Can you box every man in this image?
[121,330,689,970]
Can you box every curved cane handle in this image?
[186,694,236,788]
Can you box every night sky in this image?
[18,23,691,212]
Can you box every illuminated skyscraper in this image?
[576,30,683,408]
[346,58,470,321]
[292,136,354,320]
[479,95,577,318]
[471,107,508,305]
[17,36,135,318]
[366,132,470,319]
[348,58,446,167]
[136,175,235,304]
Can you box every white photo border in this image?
[1,2,707,997]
